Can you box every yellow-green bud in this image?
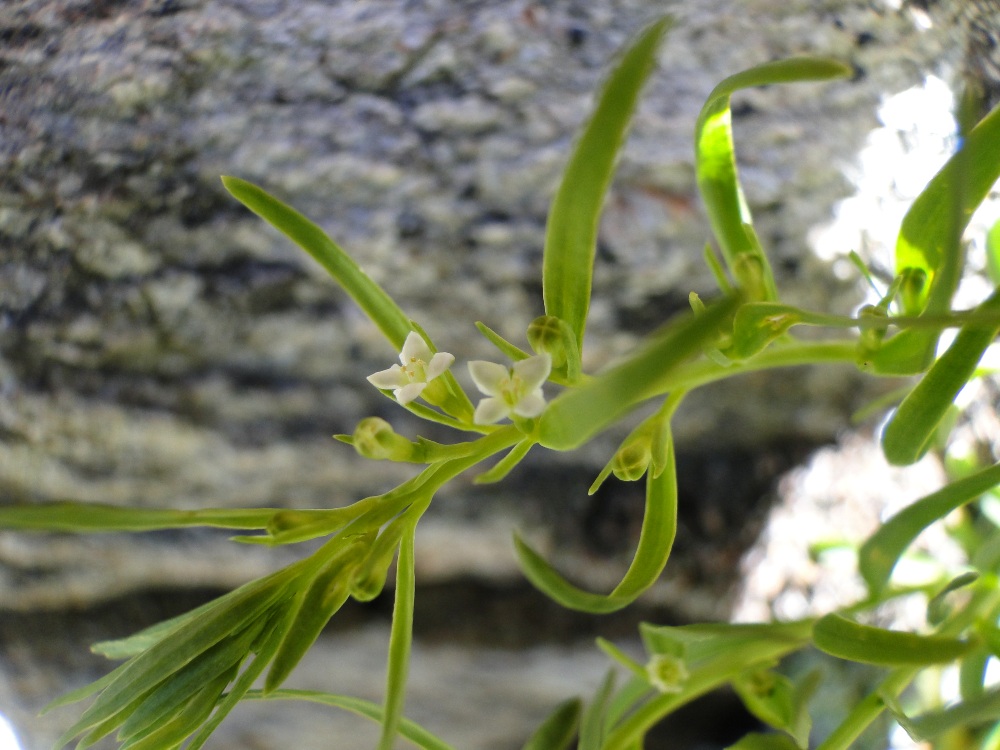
[352,417,416,461]
[646,653,689,694]
[527,315,568,368]
[611,438,652,482]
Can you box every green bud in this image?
[611,438,652,482]
[526,315,581,381]
[899,267,927,316]
[352,417,416,461]
[734,253,768,302]
[645,653,689,694]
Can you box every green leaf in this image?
[521,698,581,750]
[474,437,535,484]
[222,175,412,347]
[881,288,1000,465]
[725,733,802,750]
[987,218,1000,286]
[264,541,366,693]
[871,99,1000,373]
[475,321,531,362]
[812,613,972,666]
[883,686,1000,741]
[859,461,1000,594]
[543,16,672,349]
[0,502,280,533]
[579,670,617,750]
[377,524,416,750]
[696,58,851,301]
[538,295,739,451]
[513,439,677,613]
[732,669,815,749]
[245,689,459,750]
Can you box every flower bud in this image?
[527,315,569,368]
[351,417,416,461]
[646,653,689,694]
[611,437,652,482]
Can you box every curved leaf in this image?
[514,441,677,613]
[860,461,1000,595]
[543,17,672,349]
[696,58,851,301]
[521,698,581,750]
[222,176,411,347]
[813,613,972,666]
[538,295,738,451]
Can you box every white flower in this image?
[468,354,551,424]
[367,332,455,406]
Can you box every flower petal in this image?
[395,382,426,405]
[512,392,546,418]
[512,354,551,390]
[468,360,509,396]
[400,331,433,365]
[426,352,455,381]
[474,397,509,425]
[368,366,408,389]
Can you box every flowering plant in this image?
[5,15,1000,750]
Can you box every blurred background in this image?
[1,0,998,747]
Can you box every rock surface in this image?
[0,0,995,747]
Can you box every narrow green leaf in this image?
[812,613,972,666]
[538,295,739,451]
[513,446,677,613]
[871,99,1000,373]
[987,218,1000,286]
[885,686,1000,741]
[222,175,412,347]
[521,698,580,750]
[378,525,416,750]
[696,58,851,301]
[725,733,801,750]
[118,668,234,750]
[245,689,459,750]
[0,502,280,533]
[264,541,365,693]
[881,288,1000,465]
[859,461,1000,594]
[475,321,530,361]
[543,17,672,348]
[579,670,617,750]
[117,623,260,742]
[474,438,535,484]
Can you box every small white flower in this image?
[367,332,455,406]
[468,354,551,424]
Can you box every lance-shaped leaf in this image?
[543,16,671,350]
[0,502,280,533]
[538,295,739,451]
[870,99,1000,373]
[696,58,851,301]
[881,287,1000,465]
[514,433,677,613]
[222,175,411,347]
[859,461,1000,595]
[245,689,458,750]
[521,698,581,750]
[378,525,417,750]
[882,686,1000,742]
[813,614,972,666]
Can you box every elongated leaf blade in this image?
[378,525,416,750]
[512,449,677,614]
[813,613,972,666]
[538,295,739,451]
[245,689,458,750]
[0,502,279,533]
[222,175,412,347]
[543,17,672,348]
[881,288,1000,465]
[521,698,580,750]
[872,99,1000,373]
[696,58,851,301]
[859,461,1000,594]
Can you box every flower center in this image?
[404,356,428,383]
[499,373,523,406]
